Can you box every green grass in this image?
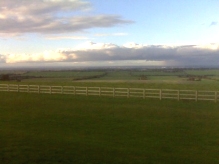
[185,69,219,76]
[23,71,105,78]
[0,92,219,163]
[94,71,137,80]
[130,70,186,76]
[1,68,219,91]
[2,78,219,91]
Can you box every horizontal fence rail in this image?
[0,84,218,102]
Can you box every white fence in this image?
[0,84,218,102]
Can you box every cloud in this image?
[1,42,219,66]
[0,0,133,35]
[4,50,74,63]
[0,54,6,63]
[210,21,218,26]
[45,35,89,40]
[113,33,128,36]
[95,33,128,37]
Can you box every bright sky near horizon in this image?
[0,0,219,68]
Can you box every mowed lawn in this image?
[0,92,219,163]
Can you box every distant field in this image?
[185,69,219,76]
[0,92,219,163]
[130,70,186,76]
[97,71,137,80]
[1,68,219,90]
[22,71,105,78]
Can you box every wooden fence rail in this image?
[0,84,218,102]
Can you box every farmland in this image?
[0,68,219,163]
[0,68,219,90]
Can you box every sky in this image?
[0,0,219,68]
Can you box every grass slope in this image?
[0,92,219,163]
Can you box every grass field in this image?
[185,69,219,76]
[1,78,219,91]
[1,68,219,90]
[1,68,219,163]
[0,92,219,163]
[22,71,106,78]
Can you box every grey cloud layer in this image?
[2,43,219,66]
[60,44,219,66]
[0,0,132,34]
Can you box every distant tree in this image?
[0,74,10,81]
[16,78,21,82]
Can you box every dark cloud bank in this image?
[60,44,219,66]
[2,43,218,67]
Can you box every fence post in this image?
[127,88,129,98]
[74,86,75,95]
[61,86,63,94]
[99,87,101,96]
[38,85,40,93]
[143,89,145,99]
[215,91,218,103]
[86,87,88,96]
[27,85,29,93]
[195,91,198,101]
[159,89,162,100]
[113,88,115,97]
[50,86,52,94]
[177,90,180,101]
[17,84,19,92]
[7,84,9,92]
